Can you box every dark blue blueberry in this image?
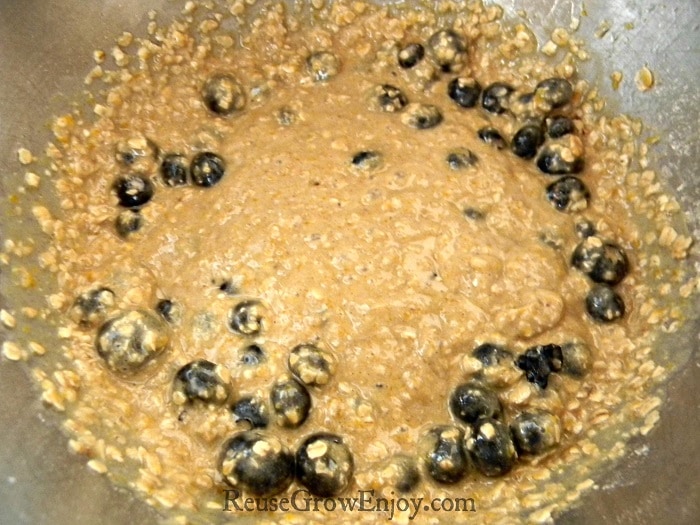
[296,433,354,497]
[547,116,575,138]
[190,152,226,187]
[375,84,408,113]
[160,154,188,187]
[427,29,467,73]
[401,103,443,129]
[481,83,513,114]
[446,149,478,170]
[586,284,625,323]
[561,341,592,377]
[511,124,545,159]
[116,209,143,238]
[535,78,573,109]
[156,299,181,324]
[270,376,311,428]
[419,425,468,484]
[398,43,425,69]
[232,396,269,428]
[448,77,481,108]
[546,176,590,212]
[288,343,335,386]
[473,343,512,367]
[515,344,563,389]
[173,359,231,405]
[114,174,154,208]
[202,74,246,115]
[572,238,629,285]
[477,127,507,149]
[71,287,115,327]
[229,300,265,336]
[241,344,264,366]
[575,219,596,239]
[510,411,561,455]
[449,382,502,424]
[537,142,584,175]
[220,431,294,496]
[465,419,517,477]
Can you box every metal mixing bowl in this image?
[1,1,698,523]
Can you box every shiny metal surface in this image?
[1,1,698,524]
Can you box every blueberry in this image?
[160,154,188,187]
[229,300,265,336]
[547,116,575,138]
[373,84,408,113]
[586,284,625,323]
[473,343,512,367]
[380,455,421,493]
[156,299,182,324]
[351,151,383,170]
[115,209,143,238]
[465,419,517,476]
[241,344,265,366]
[115,137,159,173]
[202,74,246,115]
[288,343,336,386]
[172,359,231,405]
[70,287,115,327]
[534,78,573,109]
[511,124,545,159]
[448,77,481,108]
[575,219,596,239]
[427,29,467,73]
[560,341,592,377]
[446,148,478,170]
[401,103,443,130]
[515,344,563,389]
[571,237,629,285]
[481,83,514,114]
[114,174,154,208]
[232,396,269,428]
[220,431,294,496]
[536,137,584,175]
[418,425,469,484]
[270,376,311,428]
[546,176,590,213]
[296,433,354,497]
[477,127,507,149]
[510,411,561,455]
[96,310,169,374]
[449,382,502,424]
[307,51,341,82]
[398,43,425,69]
[190,152,226,187]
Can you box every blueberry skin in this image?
[448,77,481,108]
[232,396,269,428]
[401,103,443,130]
[477,127,507,149]
[351,151,383,170]
[427,29,467,73]
[296,433,354,497]
[510,411,561,455]
[398,43,425,69]
[114,174,154,208]
[446,149,478,170]
[241,344,265,366]
[419,425,469,484]
[156,299,181,324]
[572,239,629,285]
[173,359,231,405]
[465,419,517,477]
[71,287,115,327]
[537,143,584,175]
[546,176,590,213]
[586,284,625,323]
[511,125,545,159]
[270,376,312,428]
[515,344,563,389]
[190,152,226,187]
[374,84,408,113]
[473,343,512,367]
[481,83,514,114]
[449,382,502,424]
[160,154,189,187]
[547,116,575,138]
[202,74,246,115]
[535,78,573,109]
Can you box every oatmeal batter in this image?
[1,1,697,524]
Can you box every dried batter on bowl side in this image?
[2,0,697,524]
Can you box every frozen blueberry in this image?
[401,103,443,130]
[477,127,507,149]
[547,116,575,138]
[473,343,512,367]
[373,84,408,113]
[586,284,625,323]
[288,343,335,386]
[575,219,596,239]
[220,431,294,496]
[537,137,584,175]
[465,419,516,476]
[481,83,514,114]
[156,299,181,324]
[307,51,341,82]
[190,152,226,187]
[560,341,592,377]
[70,287,115,327]
[241,344,265,366]
[449,382,502,424]
[202,74,246,115]
[114,174,154,208]
[160,154,188,187]
[380,455,421,493]
[96,310,169,374]
[296,433,354,497]
[534,78,573,109]
[511,124,545,159]
[546,176,590,212]
[232,396,269,428]
[351,151,383,170]
[571,237,629,285]
[418,425,469,484]
[229,300,265,336]
[446,148,478,170]
[515,344,563,389]
[398,43,425,69]
[448,77,481,108]
[270,376,311,428]
[427,29,467,73]
[116,209,143,238]
[511,411,561,455]
[173,359,231,405]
